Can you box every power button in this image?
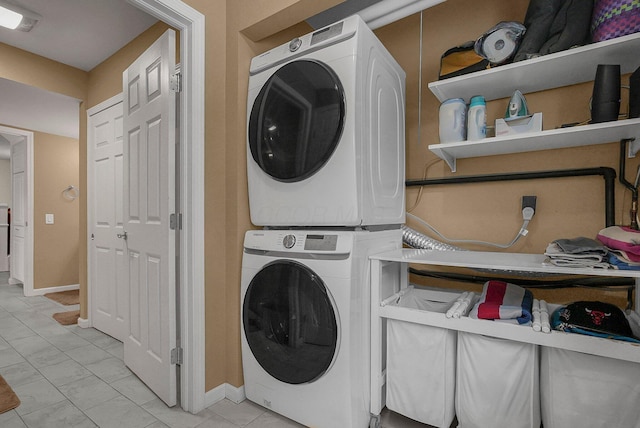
[283,234,296,249]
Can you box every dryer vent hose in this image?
[401,225,464,252]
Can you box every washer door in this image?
[243,260,338,384]
[248,60,345,182]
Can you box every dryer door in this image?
[243,260,338,384]
[248,60,345,182]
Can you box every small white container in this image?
[467,95,486,140]
[439,98,467,143]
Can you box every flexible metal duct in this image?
[401,225,464,251]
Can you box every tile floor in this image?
[0,274,427,428]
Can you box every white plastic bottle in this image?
[467,95,486,140]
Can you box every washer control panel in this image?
[244,230,349,253]
[304,234,338,251]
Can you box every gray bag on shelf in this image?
[514,0,594,62]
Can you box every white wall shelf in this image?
[372,248,640,279]
[428,32,640,103]
[429,118,640,172]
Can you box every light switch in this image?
[45,213,54,224]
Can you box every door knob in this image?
[117,231,128,241]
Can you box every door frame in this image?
[127,0,205,413]
[0,125,34,296]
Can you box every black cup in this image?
[591,64,621,123]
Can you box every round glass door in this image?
[243,260,338,384]
[248,60,345,182]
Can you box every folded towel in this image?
[553,237,607,255]
[469,281,533,325]
[607,252,640,270]
[597,226,640,262]
[544,242,610,268]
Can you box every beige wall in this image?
[33,132,80,288]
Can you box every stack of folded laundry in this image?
[469,280,533,325]
[544,237,609,268]
[596,226,640,270]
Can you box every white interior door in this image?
[88,98,128,342]
[123,29,177,407]
[10,138,27,284]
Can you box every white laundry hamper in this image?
[456,332,540,428]
[540,346,640,428]
[385,289,457,428]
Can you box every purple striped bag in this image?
[591,0,640,42]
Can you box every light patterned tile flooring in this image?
[0,275,426,428]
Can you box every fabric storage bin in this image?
[456,332,540,428]
[386,289,457,428]
[541,347,640,428]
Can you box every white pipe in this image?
[359,0,446,30]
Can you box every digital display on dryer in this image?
[304,234,337,251]
[311,22,343,45]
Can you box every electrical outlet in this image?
[521,196,537,221]
[522,195,537,211]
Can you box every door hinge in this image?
[171,347,183,365]
[169,213,182,230]
[170,72,181,92]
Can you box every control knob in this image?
[288,38,302,52]
[283,234,296,249]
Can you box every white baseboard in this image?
[77,317,91,328]
[204,383,246,408]
[225,384,246,404]
[29,283,79,296]
[204,384,225,408]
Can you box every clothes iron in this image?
[505,90,529,121]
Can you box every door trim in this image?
[128,0,205,414]
[0,125,34,296]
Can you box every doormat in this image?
[0,374,20,414]
[44,289,79,306]
[52,310,80,326]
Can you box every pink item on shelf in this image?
[596,225,640,262]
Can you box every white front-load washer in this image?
[246,15,406,227]
[240,228,401,428]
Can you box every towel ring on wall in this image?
[63,185,79,201]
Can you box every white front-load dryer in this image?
[246,15,406,227]
[240,228,401,428]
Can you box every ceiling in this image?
[0,0,158,159]
[0,0,158,71]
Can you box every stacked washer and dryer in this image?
[241,15,406,428]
